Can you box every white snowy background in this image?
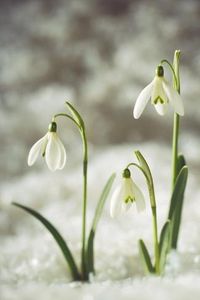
[1,0,200,299]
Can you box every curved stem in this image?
[53,113,81,128]
[54,112,88,281]
[126,162,160,273]
[160,59,178,89]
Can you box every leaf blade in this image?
[168,166,188,249]
[86,173,116,274]
[12,202,80,281]
[168,166,188,220]
[177,154,186,175]
[159,221,171,273]
[65,101,84,129]
[134,150,156,208]
[138,239,154,274]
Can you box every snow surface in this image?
[1,142,200,299]
[1,0,200,299]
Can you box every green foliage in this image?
[169,165,188,248]
[138,239,154,274]
[159,221,171,273]
[12,202,80,281]
[65,101,85,129]
[87,173,116,274]
[134,150,156,208]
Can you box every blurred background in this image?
[1,0,200,182]
[1,0,200,295]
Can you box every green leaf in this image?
[159,221,171,273]
[65,101,84,129]
[168,166,188,248]
[177,153,186,175]
[87,229,95,275]
[12,202,80,281]
[86,173,116,274]
[134,150,156,208]
[173,50,181,91]
[168,166,188,220]
[134,151,152,184]
[138,239,154,274]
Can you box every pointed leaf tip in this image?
[138,239,154,274]
[12,202,80,281]
[65,101,84,129]
[86,173,116,274]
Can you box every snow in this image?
[1,0,200,299]
[1,143,200,299]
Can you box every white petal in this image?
[121,178,134,212]
[122,201,132,212]
[110,185,123,218]
[124,178,135,198]
[151,77,168,105]
[154,103,168,115]
[133,81,153,119]
[56,136,67,169]
[45,133,61,171]
[132,182,145,212]
[163,81,184,116]
[27,134,48,166]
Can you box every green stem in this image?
[160,59,178,89]
[126,162,160,274]
[152,206,160,274]
[53,113,81,128]
[54,113,89,281]
[171,50,181,189]
[171,114,180,188]
[80,128,88,280]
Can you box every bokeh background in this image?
[1,0,200,181]
[1,0,200,299]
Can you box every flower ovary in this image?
[123,168,131,178]
[156,65,164,77]
[48,122,57,132]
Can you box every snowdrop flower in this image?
[110,168,145,218]
[28,121,67,171]
[133,65,184,118]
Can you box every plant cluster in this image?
[13,50,188,280]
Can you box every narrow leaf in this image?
[173,50,181,91]
[177,153,186,175]
[171,171,188,248]
[87,229,95,275]
[86,173,116,274]
[138,239,154,274]
[91,173,116,231]
[168,166,188,220]
[159,221,171,273]
[65,101,84,129]
[135,150,152,184]
[168,166,188,249]
[134,150,156,208]
[12,202,80,281]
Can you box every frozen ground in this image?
[1,141,200,299]
[1,0,200,299]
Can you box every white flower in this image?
[28,122,67,171]
[133,65,184,119]
[110,168,145,218]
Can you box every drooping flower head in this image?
[110,168,145,218]
[28,121,67,171]
[133,65,184,119]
